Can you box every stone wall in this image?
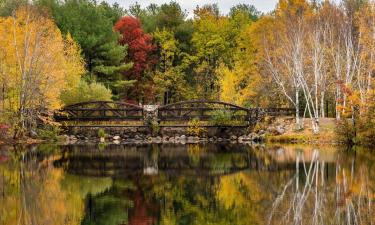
[160,126,250,138]
[65,125,250,139]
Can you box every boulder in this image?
[69,135,77,140]
[151,137,162,143]
[163,136,169,141]
[113,136,121,140]
[135,135,143,141]
[134,135,140,139]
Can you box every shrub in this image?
[98,128,107,138]
[357,118,375,146]
[150,120,160,136]
[210,110,233,126]
[187,118,207,136]
[210,110,237,126]
[336,115,375,146]
[336,118,359,145]
[60,79,113,106]
[37,125,62,142]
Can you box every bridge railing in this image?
[54,101,143,121]
[157,100,254,123]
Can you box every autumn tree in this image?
[152,29,191,104]
[190,4,232,99]
[127,2,194,103]
[335,1,375,145]
[356,2,375,105]
[217,4,263,107]
[217,30,261,107]
[258,1,304,130]
[0,7,84,136]
[115,16,156,103]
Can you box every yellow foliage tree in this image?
[356,3,375,103]
[0,7,84,134]
[217,65,238,104]
[217,18,268,107]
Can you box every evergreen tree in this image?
[36,0,133,99]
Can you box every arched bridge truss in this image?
[54,101,143,121]
[54,100,295,126]
[158,100,253,120]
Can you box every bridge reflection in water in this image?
[54,144,336,178]
[1,144,374,225]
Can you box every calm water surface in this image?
[0,143,374,225]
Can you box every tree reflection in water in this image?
[0,145,86,225]
[0,144,374,225]
[268,149,374,225]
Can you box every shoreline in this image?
[0,135,344,147]
[0,138,43,146]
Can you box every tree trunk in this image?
[295,89,302,130]
[336,84,341,120]
[320,92,325,118]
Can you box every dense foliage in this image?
[0,7,84,136]
[60,80,113,106]
[0,0,375,144]
[36,0,134,99]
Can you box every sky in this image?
[105,0,279,17]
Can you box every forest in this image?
[0,0,374,145]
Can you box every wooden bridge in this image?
[54,100,295,126]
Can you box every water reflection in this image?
[268,149,375,225]
[0,144,374,225]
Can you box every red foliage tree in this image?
[114,16,156,103]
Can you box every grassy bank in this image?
[265,118,339,145]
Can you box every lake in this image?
[0,143,374,225]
